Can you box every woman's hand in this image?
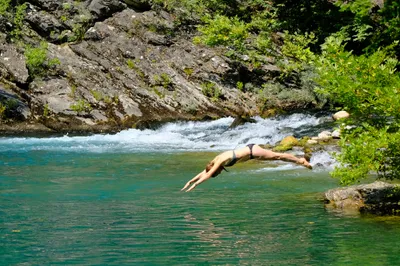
[181,170,211,192]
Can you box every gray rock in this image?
[0,88,31,120]
[88,0,127,20]
[122,0,151,11]
[29,0,61,11]
[25,6,67,38]
[0,44,29,84]
[325,181,400,215]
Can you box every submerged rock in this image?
[324,181,400,215]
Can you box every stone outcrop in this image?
[324,181,400,215]
[0,0,322,134]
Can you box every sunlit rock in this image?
[332,111,350,120]
[324,181,400,215]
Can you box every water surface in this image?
[1,114,400,265]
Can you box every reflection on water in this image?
[2,151,400,265]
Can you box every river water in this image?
[1,113,400,265]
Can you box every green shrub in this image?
[0,103,6,119]
[154,73,172,88]
[194,15,248,51]
[236,81,244,91]
[183,67,194,77]
[24,42,60,78]
[315,34,400,184]
[0,0,11,15]
[201,82,222,102]
[70,99,92,113]
[43,104,50,117]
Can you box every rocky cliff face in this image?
[0,0,316,134]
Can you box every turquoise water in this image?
[2,115,400,265]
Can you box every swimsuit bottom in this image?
[225,144,255,167]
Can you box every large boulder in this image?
[324,181,400,215]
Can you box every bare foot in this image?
[298,158,312,169]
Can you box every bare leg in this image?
[252,145,312,169]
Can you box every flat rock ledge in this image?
[324,181,400,215]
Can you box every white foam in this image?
[0,113,331,153]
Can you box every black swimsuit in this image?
[247,144,255,159]
[225,150,237,167]
[225,144,255,167]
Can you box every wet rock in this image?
[324,181,400,215]
[273,136,299,152]
[229,115,256,129]
[280,135,298,146]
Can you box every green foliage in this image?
[183,67,194,77]
[90,90,103,102]
[153,73,172,88]
[43,104,50,117]
[126,59,145,79]
[0,103,6,119]
[10,3,27,38]
[316,34,400,184]
[335,0,373,18]
[332,126,400,185]
[201,82,222,102]
[0,0,11,15]
[316,35,400,125]
[24,42,60,78]
[333,0,400,57]
[278,31,316,76]
[194,15,248,51]
[236,81,244,91]
[153,87,165,98]
[70,99,92,113]
[126,59,136,69]
[0,98,19,119]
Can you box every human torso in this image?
[218,146,252,167]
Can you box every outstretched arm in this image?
[181,159,222,192]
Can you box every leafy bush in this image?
[0,103,6,119]
[315,34,400,184]
[316,35,400,125]
[70,99,92,113]
[153,73,173,89]
[201,82,222,102]
[10,3,26,38]
[194,15,248,51]
[24,42,60,78]
[0,0,10,15]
